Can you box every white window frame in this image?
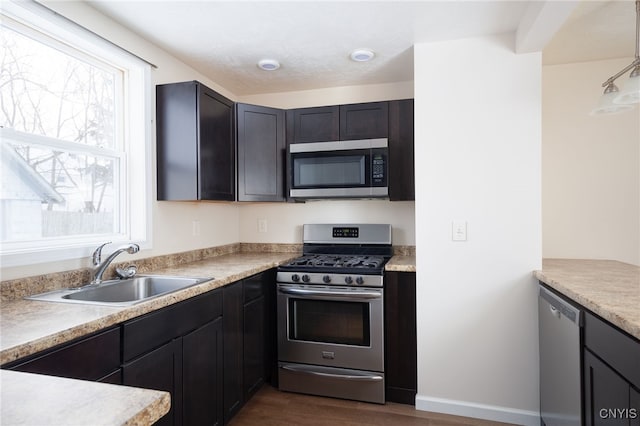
[0,1,152,267]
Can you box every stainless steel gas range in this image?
[276,223,392,404]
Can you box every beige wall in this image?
[238,81,414,108]
[542,58,640,266]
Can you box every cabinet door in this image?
[388,99,414,201]
[157,82,199,200]
[6,327,121,383]
[287,106,339,143]
[236,104,285,201]
[199,85,235,201]
[123,339,182,426]
[584,349,631,426]
[263,270,278,386]
[183,318,223,426]
[384,271,417,404]
[631,388,640,426]
[243,295,265,400]
[223,281,244,423]
[339,102,388,140]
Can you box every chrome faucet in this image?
[91,242,140,285]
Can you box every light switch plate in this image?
[452,221,467,241]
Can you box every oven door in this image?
[277,283,384,372]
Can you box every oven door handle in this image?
[280,365,383,382]
[278,287,382,299]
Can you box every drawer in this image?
[584,311,640,389]
[123,289,222,362]
[7,327,120,381]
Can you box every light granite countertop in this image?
[1,250,413,364]
[385,255,416,272]
[0,252,298,365]
[534,259,640,340]
[1,370,170,426]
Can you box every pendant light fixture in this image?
[591,0,640,115]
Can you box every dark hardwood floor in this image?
[229,385,516,426]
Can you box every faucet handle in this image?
[116,265,137,279]
[92,242,112,266]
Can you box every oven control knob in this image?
[344,276,353,284]
[291,274,300,282]
[355,276,365,285]
[322,275,331,283]
[302,274,310,283]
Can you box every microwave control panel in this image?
[371,151,387,186]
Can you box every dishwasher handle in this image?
[539,287,582,326]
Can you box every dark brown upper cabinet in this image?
[286,106,339,143]
[339,102,388,140]
[287,102,389,144]
[236,104,285,202]
[156,81,235,201]
[388,99,414,201]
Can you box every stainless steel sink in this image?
[26,275,214,307]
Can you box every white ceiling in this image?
[85,0,637,96]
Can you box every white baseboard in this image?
[415,394,540,426]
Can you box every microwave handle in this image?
[288,138,387,153]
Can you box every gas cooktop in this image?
[280,254,388,274]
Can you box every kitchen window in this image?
[0,2,151,267]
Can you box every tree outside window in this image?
[1,19,122,242]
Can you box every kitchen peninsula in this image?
[535,258,640,425]
[534,258,640,340]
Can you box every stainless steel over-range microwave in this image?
[288,138,388,199]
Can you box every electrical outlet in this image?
[192,220,200,236]
[452,221,467,241]
[258,218,268,233]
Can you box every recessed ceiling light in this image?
[258,59,280,71]
[350,49,375,62]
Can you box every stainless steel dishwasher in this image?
[538,285,583,426]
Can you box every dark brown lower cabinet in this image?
[122,289,223,426]
[3,326,121,383]
[243,290,266,400]
[384,271,417,404]
[223,269,276,424]
[584,350,639,426]
[632,388,640,426]
[583,311,640,426]
[183,318,224,426]
[123,319,224,426]
[123,339,183,426]
[223,281,244,423]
